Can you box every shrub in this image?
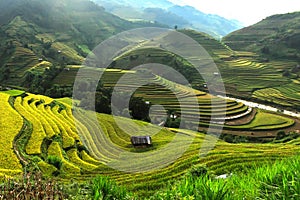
[189,165,208,177]
[223,134,234,143]
[276,130,286,140]
[47,155,62,170]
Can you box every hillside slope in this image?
[98,29,300,110]
[0,0,161,88]
[223,12,300,61]
[1,2,299,111]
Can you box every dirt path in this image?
[13,120,29,166]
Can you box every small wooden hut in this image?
[131,136,152,148]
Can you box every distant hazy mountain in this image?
[93,0,174,10]
[93,0,243,38]
[223,11,300,61]
[168,5,243,38]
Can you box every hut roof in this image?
[131,136,152,146]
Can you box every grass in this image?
[0,90,25,96]
[151,153,300,199]
[92,176,131,200]
[3,152,298,199]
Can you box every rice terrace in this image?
[0,0,300,199]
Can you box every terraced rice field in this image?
[54,66,295,134]
[229,60,298,108]
[5,46,39,85]
[0,29,299,195]
[221,58,300,109]
[51,42,84,63]
[0,93,23,177]
[12,93,97,175]
[221,58,290,93]
[253,83,300,107]
[0,90,299,197]
[177,30,300,109]
[5,28,297,111]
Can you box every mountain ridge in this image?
[92,0,243,38]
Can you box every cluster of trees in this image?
[23,65,72,96]
[282,64,300,78]
[77,81,152,121]
[76,80,186,126]
[221,134,249,143]
[220,130,300,144]
[0,65,10,81]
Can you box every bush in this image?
[223,134,234,143]
[47,155,62,170]
[276,130,286,140]
[189,165,208,177]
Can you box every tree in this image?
[165,117,181,128]
[129,97,151,121]
[79,92,94,110]
[45,85,63,98]
[276,130,286,140]
[261,46,270,54]
[95,88,113,114]
[2,67,10,80]
[282,69,291,77]
[291,65,300,73]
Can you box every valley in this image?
[0,0,299,199]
